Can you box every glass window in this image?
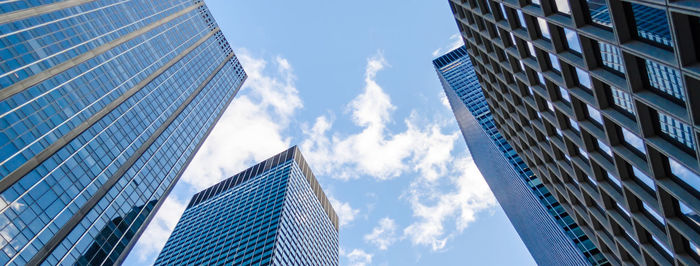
[569,118,580,132]
[630,3,673,48]
[509,32,517,47]
[519,60,526,72]
[645,60,685,102]
[598,41,625,75]
[621,127,645,154]
[689,240,700,258]
[617,202,631,218]
[607,172,622,189]
[668,157,700,192]
[632,166,656,191]
[564,28,582,54]
[575,67,592,89]
[537,18,550,39]
[609,87,636,115]
[531,0,541,6]
[643,202,665,225]
[652,235,673,258]
[679,201,700,227]
[499,3,508,20]
[579,147,588,158]
[527,41,537,57]
[598,139,613,157]
[555,0,571,14]
[587,104,603,125]
[556,128,564,138]
[658,112,695,150]
[517,10,527,28]
[547,101,555,112]
[586,175,598,185]
[549,53,560,71]
[585,0,613,29]
[538,73,546,85]
[559,87,570,103]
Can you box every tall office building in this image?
[0,1,246,265]
[155,146,339,265]
[448,0,699,265]
[435,46,606,265]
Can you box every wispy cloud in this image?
[131,196,187,261]
[403,156,496,251]
[341,248,374,266]
[432,33,464,57]
[178,49,302,191]
[329,196,361,227]
[364,217,399,250]
[301,52,459,181]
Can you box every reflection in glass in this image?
[586,0,613,29]
[658,112,695,149]
[668,157,700,191]
[630,3,673,48]
[555,0,571,14]
[598,41,625,75]
[564,28,582,54]
[645,60,685,102]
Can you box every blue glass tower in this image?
[155,146,339,265]
[434,47,607,265]
[0,1,246,265]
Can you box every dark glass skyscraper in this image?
[448,0,700,264]
[0,1,246,265]
[155,146,339,265]
[435,46,606,265]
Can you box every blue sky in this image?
[123,1,536,265]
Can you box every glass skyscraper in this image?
[435,46,606,265]
[0,1,246,265]
[448,0,700,264]
[155,146,339,265]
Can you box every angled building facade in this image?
[448,0,700,265]
[0,1,246,265]
[435,46,606,265]
[155,146,339,265]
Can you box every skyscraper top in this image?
[187,145,340,230]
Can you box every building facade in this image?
[155,146,339,265]
[435,46,606,265]
[448,0,699,265]
[0,1,246,265]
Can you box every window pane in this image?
[598,140,613,157]
[668,157,700,192]
[587,104,603,125]
[609,87,635,115]
[607,172,622,189]
[555,0,571,14]
[658,112,695,149]
[531,0,541,6]
[564,28,582,53]
[517,10,527,28]
[549,53,560,71]
[575,67,591,89]
[537,18,550,39]
[527,41,536,57]
[559,87,570,102]
[630,3,673,48]
[509,32,517,47]
[632,166,656,191]
[586,0,613,29]
[538,73,546,85]
[621,127,645,154]
[679,201,700,227]
[547,101,555,112]
[643,202,665,225]
[569,118,580,132]
[645,60,685,102]
[598,41,625,75]
[499,3,508,19]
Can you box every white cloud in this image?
[403,156,496,251]
[329,196,360,227]
[179,49,302,191]
[364,217,398,250]
[301,52,459,181]
[131,196,187,261]
[341,248,373,266]
[432,33,464,57]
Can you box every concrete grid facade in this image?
[447,0,700,265]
